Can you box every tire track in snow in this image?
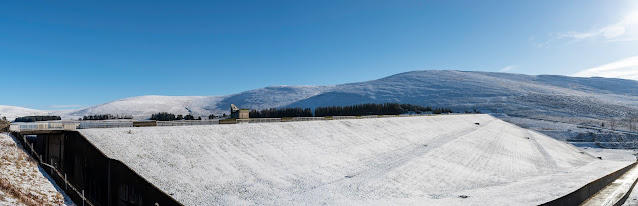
[297,118,497,197]
[527,130,558,171]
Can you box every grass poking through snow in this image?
[0,133,66,206]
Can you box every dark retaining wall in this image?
[540,161,638,206]
[614,166,638,206]
[12,131,181,206]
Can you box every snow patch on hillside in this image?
[67,95,225,119]
[215,85,333,112]
[67,86,333,119]
[0,105,49,122]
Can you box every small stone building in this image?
[230,104,249,119]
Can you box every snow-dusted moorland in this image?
[4,70,637,121]
[0,133,71,206]
[79,114,634,205]
[3,70,638,144]
[0,106,49,123]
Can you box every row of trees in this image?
[249,108,313,118]
[152,103,452,120]
[463,109,482,114]
[315,103,447,117]
[150,112,201,121]
[249,103,452,118]
[602,117,638,132]
[83,114,133,120]
[432,108,454,114]
[14,116,61,122]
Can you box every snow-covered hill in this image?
[0,105,49,121]
[66,95,223,119]
[67,70,638,120]
[64,86,333,119]
[290,71,638,119]
[6,70,638,124]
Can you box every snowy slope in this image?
[66,86,332,118]
[57,70,638,121]
[0,105,49,121]
[5,70,638,124]
[288,71,638,119]
[0,133,72,205]
[66,95,226,119]
[79,114,633,205]
[213,85,333,112]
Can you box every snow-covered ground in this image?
[623,178,638,206]
[579,147,638,162]
[0,133,72,205]
[498,115,595,140]
[79,114,635,205]
[65,95,225,119]
[577,147,638,206]
[581,148,638,206]
[0,105,49,122]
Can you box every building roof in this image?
[230,104,239,112]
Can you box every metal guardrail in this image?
[9,123,80,132]
[15,133,96,206]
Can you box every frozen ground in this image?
[584,160,638,206]
[571,148,638,206]
[79,114,635,205]
[624,179,638,206]
[0,105,49,122]
[498,115,596,140]
[582,148,638,206]
[579,147,638,162]
[0,133,72,206]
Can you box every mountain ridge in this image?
[2,70,637,123]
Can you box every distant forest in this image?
[83,114,133,120]
[14,116,61,122]
[249,108,313,118]
[315,103,437,117]
[150,112,201,121]
[145,103,452,121]
[250,103,452,118]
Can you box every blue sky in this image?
[2,0,638,110]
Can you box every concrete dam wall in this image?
[77,114,634,205]
[12,131,180,206]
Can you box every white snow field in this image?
[0,105,49,122]
[79,114,634,205]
